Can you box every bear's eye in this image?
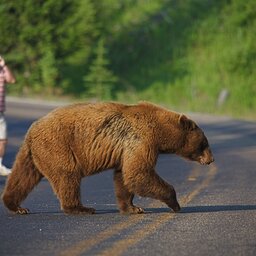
[199,139,208,152]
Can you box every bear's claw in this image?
[16,207,30,215]
[121,206,145,214]
[172,204,181,213]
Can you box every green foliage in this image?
[0,0,255,118]
[0,0,96,94]
[178,0,256,116]
[109,0,256,118]
[83,38,117,100]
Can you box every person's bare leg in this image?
[0,139,6,158]
[0,139,11,176]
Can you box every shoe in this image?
[0,165,11,176]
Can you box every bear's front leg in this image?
[114,169,144,214]
[159,188,181,213]
[122,151,181,213]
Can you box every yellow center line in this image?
[98,163,218,256]
[59,163,218,256]
[181,163,217,205]
[59,214,145,256]
[187,166,202,181]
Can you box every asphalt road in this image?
[0,99,255,256]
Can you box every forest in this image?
[0,0,256,118]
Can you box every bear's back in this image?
[27,101,179,145]
[32,101,162,129]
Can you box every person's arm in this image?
[0,56,16,84]
[3,65,16,84]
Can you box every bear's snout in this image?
[199,148,214,165]
[200,157,214,165]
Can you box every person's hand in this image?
[0,56,5,67]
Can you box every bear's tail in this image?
[1,139,43,214]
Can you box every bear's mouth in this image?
[180,154,214,165]
[198,156,214,165]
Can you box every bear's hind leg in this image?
[49,173,95,215]
[114,170,144,214]
[2,151,43,215]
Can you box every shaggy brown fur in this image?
[2,102,214,215]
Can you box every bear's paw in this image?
[16,207,30,215]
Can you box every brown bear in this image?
[2,101,214,215]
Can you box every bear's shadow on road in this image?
[81,204,256,215]
[146,205,256,214]
[181,205,256,213]
[1,205,256,217]
[93,205,256,215]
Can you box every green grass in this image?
[111,0,256,119]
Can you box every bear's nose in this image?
[207,156,214,165]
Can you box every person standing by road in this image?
[0,56,16,176]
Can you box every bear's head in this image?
[176,115,214,165]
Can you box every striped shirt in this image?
[0,68,6,112]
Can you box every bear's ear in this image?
[178,114,197,131]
